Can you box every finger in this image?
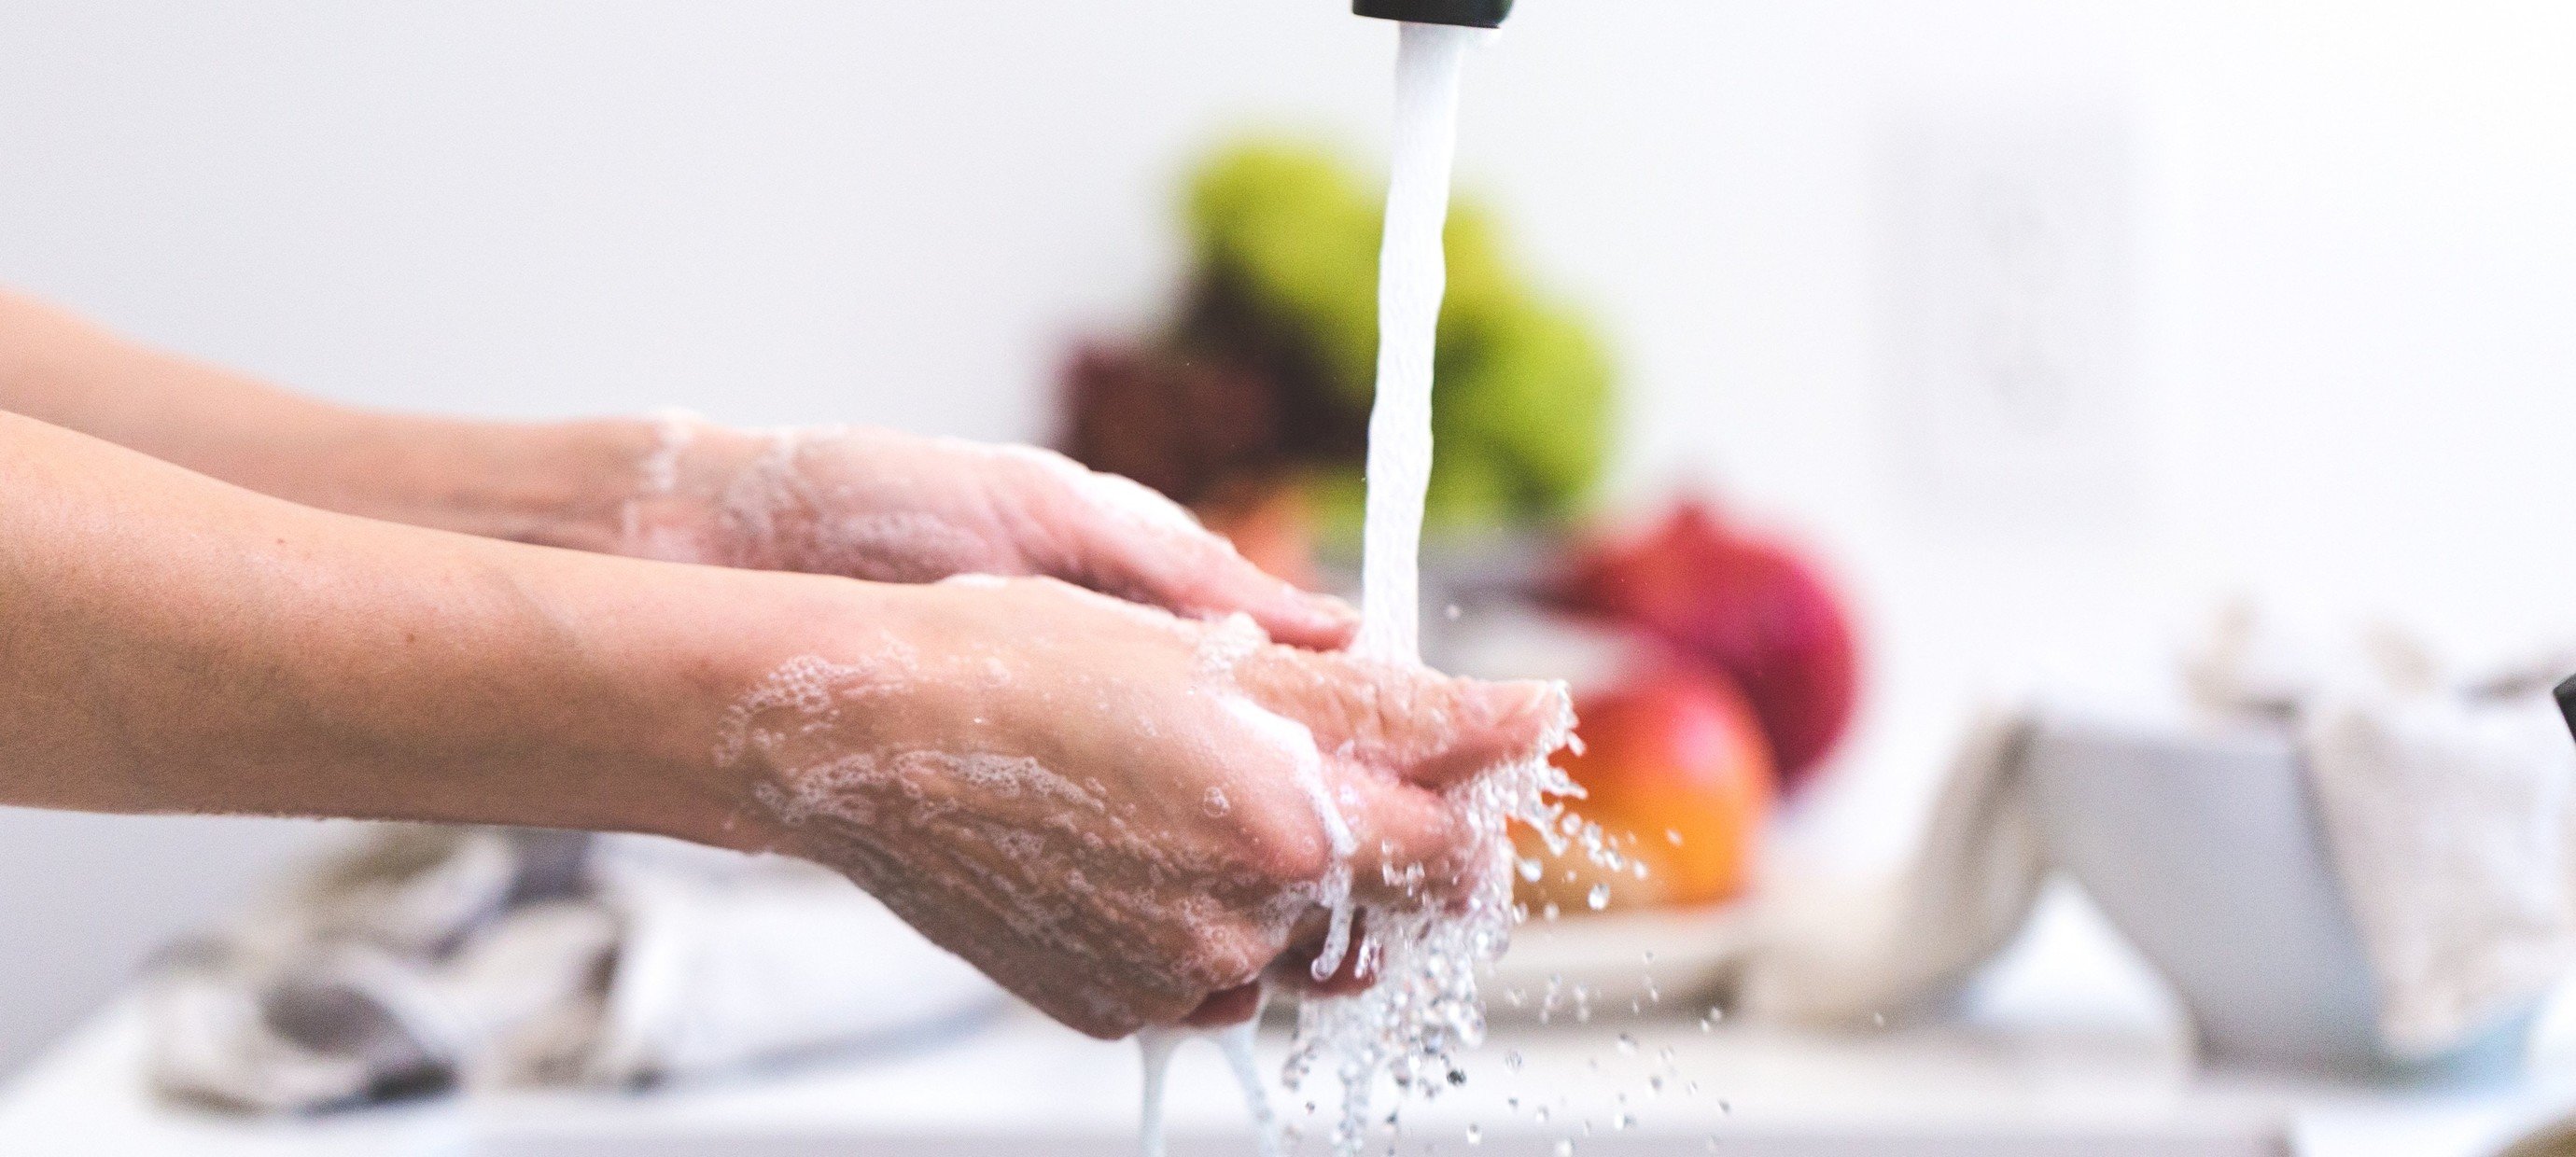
[1337,771,1488,909]
[1158,540,1360,653]
[1041,468,1359,650]
[1233,649,1571,792]
[1183,983,1267,1027]
[1106,530,1358,652]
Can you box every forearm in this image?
[0,408,778,846]
[0,288,649,549]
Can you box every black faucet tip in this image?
[1353,0,1513,29]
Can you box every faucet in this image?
[1353,0,1512,28]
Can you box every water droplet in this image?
[1648,1074,1666,1094]
[1615,1111,1637,1131]
[1871,1011,1887,1027]
[1534,1105,1551,1122]
[1504,1050,1525,1071]
[1667,828,1686,845]
[1518,857,1544,883]
[1541,901,1561,921]
[1616,1033,1639,1055]
[1464,1123,1483,1145]
[1445,603,1464,621]
[1201,787,1231,816]
[1554,1141,1575,1157]
[1587,884,1611,911]
[1642,950,1657,965]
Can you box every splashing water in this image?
[1140,1017,1283,1157]
[1139,1030,1182,1157]
[1136,21,1587,1157]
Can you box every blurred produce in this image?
[1194,476,1320,589]
[1058,342,1289,517]
[1519,662,1776,913]
[1058,136,1617,555]
[1057,132,1865,859]
[1552,498,1860,791]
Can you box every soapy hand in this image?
[613,418,1357,649]
[719,577,1567,1039]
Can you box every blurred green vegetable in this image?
[1059,135,1616,540]
[1185,138,1614,535]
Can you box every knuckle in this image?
[1183,925,1273,990]
[1133,986,1202,1030]
[1053,993,1142,1041]
[1239,812,1334,885]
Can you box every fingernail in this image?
[1292,592,1362,640]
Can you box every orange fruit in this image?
[1519,663,1777,913]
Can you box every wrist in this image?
[342,413,667,551]
[669,576,976,857]
[594,562,930,855]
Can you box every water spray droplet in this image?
[1587,884,1611,911]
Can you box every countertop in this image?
[6,888,2574,1156]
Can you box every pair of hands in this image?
[580,420,1561,1039]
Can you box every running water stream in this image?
[1352,20,1480,669]
[1141,21,1580,1157]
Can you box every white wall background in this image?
[6,0,2576,1074]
